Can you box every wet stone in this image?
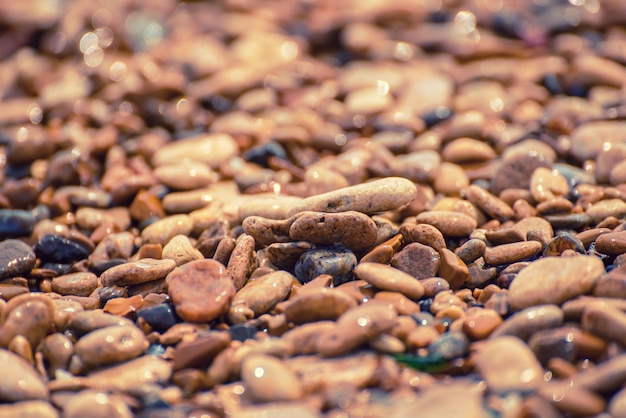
[529,326,607,365]
[543,233,586,256]
[34,234,91,263]
[294,247,357,286]
[595,230,626,256]
[415,210,477,237]
[483,241,542,266]
[0,348,48,401]
[51,272,99,297]
[508,255,605,310]
[100,258,177,287]
[137,303,178,333]
[242,354,303,402]
[74,324,149,368]
[0,209,36,238]
[490,304,564,340]
[62,390,133,418]
[400,223,446,252]
[0,239,36,280]
[166,259,236,323]
[391,242,440,280]
[427,331,468,360]
[353,262,425,300]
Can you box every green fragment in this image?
[393,353,447,373]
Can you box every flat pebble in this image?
[353,262,424,299]
[0,239,36,280]
[34,234,91,264]
[490,304,563,340]
[393,151,441,183]
[442,137,495,163]
[473,336,544,394]
[391,242,440,280]
[295,247,356,286]
[462,308,502,340]
[586,199,626,224]
[241,354,303,402]
[529,326,606,365]
[400,223,446,252]
[137,303,178,333]
[100,258,177,287]
[595,231,626,256]
[85,355,171,392]
[483,241,542,266]
[228,271,293,323]
[428,331,468,360]
[465,184,514,222]
[288,177,417,216]
[0,209,35,238]
[508,255,605,310]
[166,259,236,323]
[289,211,377,252]
[63,390,132,418]
[0,349,48,401]
[280,287,357,324]
[415,211,477,237]
[162,234,204,266]
[152,133,238,168]
[141,214,194,245]
[570,121,626,161]
[530,167,569,202]
[0,401,58,418]
[51,272,99,297]
[0,297,54,348]
[74,325,149,367]
[582,305,626,348]
[154,162,216,190]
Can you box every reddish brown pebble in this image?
[391,242,440,280]
[483,241,542,266]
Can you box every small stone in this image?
[415,211,477,237]
[34,234,91,263]
[242,354,303,402]
[74,325,149,367]
[51,272,99,297]
[465,184,514,222]
[154,161,216,191]
[0,401,58,418]
[288,177,417,216]
[295,247,357,286]
[100,258,177,287]
[228,270,293,323]
[391,242,440,280]
[85,355,172,392]
[226,234,257,291]
[508,255,604,310]
[462,308,503,340]
[0,209,36,238]
[152,133,238,168]
[137,304,178,333]
[162,234,204,266]
[289,211,377,252]
[483,241,542,266]
[279,288,357,324]
[473,336,543,394]
[354,262,424,299]
[0,297,54,348]
[437,248,470,291]
[586,199,626,224]
[570,121,626,161]
[490,304,563,340]
[543,233,586,257]
[63,390,133,418]
[582,305,626,348]
[0,349,48,401]
[141,214,194,246]
[172,332,230,371]
[530,167,569,202]
[0,239,36,280]
[39,333,73,376]
[595,230,626,256]
[166,259,236,323]
[428,331,468,360]
[529,326,606,365]
[455,239,486,264]
[393,151,441,183]
[400,223,446,252]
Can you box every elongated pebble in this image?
[100,258,177,287]
[415,211,477,237]
[354,262,424,299]
[288,177,416,216]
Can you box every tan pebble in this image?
[369,333,405,354]
[610,160,626,186]
[228,271,293,323]
[8,335,33,364]
[539,384,606,416]
[74,324,149,367]
[455,239,486,264]
[0,401,58,418]
[393,151,441,183]
[102,295,143,317]
[289,211,377,252]
[67,311,131,337]
[490,304,563,340]
[279,287,357,324]
[415,210,477,237]
[304,166,350,196]
[431,197,481,222]
[63,389,132,418]
[153,162,216,191]
[530,167,569,202]
[354,262,424,299]
[162,188,216,214]
[581,305,626,348]
[609,387,626,418]
[282,321,336,355]
[435,305,465,320]
[434,162,469,196]
[508,255,604,310]
[420,277,451,298]
[400,223,446,251]
[141,214,193,245]
[594,230,626,256]
[316,302,397,357]
[473,336,543,393]
[242,215,294,247]
[226,234,257,291]
[100,258,177,287]
[442,137,496,163]
[345,86,392,115]
[162,235,204,266]
[586,198,626,224]
[51,272,99,297]
[75,207,131,232]
[0,298,53,348]
[129,190,165,223]
[536,197,573,215]
[0,349,48,401]
[85,355,171,392]
[288,177,417,216]
[241,354,303,402]
[152,133,238,168]
[462,308,502,340]
[406,325,440,349]
[360,243,395,264]
[166,259,236,323]
[391,242,440,280]
[39,333,73,376]
[465,184,514,222]
[438,248,470,291]
[431,291,466,315]
[374,291,421,315]
[483,241,542,266]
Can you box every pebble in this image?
[74,324,149,367]
[393,151,442,183]
[530,167,569,202]
[100,258,176,287]
[490,304,563,340]
[586,199,626,224]
[137,303,178,333]
[483,241,543,266]
[455,239,486,264]
[166,259,236,323]
[62,390,133,418]
[0,296,54,348]
[465,184,514,222]
[288,177,417,216]
[228,270,293,323]
[241,354,303,402]
[400,223,446,252]
[508,255,605,310]
[279,287,357,324]
[581,305,626,348]
[34,234,91,263]
[162,234,204,266]
[0,209,36,238]
[226,234,257,291]
[438,248,470,290]
[51,272,99,297]
[473,336,544,393]
[442,137,496,163]
[415,211,477,237]
[141,214,194,245]
[289,211,377,252]
[172,332,230,371]
[152,133,238,168]
[595,230,626,256]
[0,401,59,418]
[0,239,36,280]
[529,326,607,365]
[0,349,48,401]
[353,262,425,299]
[391,242,440,280]
[153,161,217,191]
[393,383,487,418]
[570,121,626,161]
[427,331,468,360]
[462,308,503,340]
[85,355,172,392]
[294,247,357,286]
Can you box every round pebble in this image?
[294,247,357,286]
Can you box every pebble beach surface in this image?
[1,0,626,416]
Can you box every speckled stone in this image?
[415,211,477,237]
[295,247,356,286]
[508,255,604,310]
[428,331,468,360]
[100,258,177,287]
[391,242,440,280]
[0,239,36,280]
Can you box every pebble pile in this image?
[1,0,626,416]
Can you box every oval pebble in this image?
[294,247,356,286]
[0,239,36,280]
[100,258,177,287]
[354,262,424,299]
[74,325,149,367]
[241,354,303,402]
[415,211,477,237]
[152,133,238,168]
[289,211,377,252]
[0,349,48,401]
